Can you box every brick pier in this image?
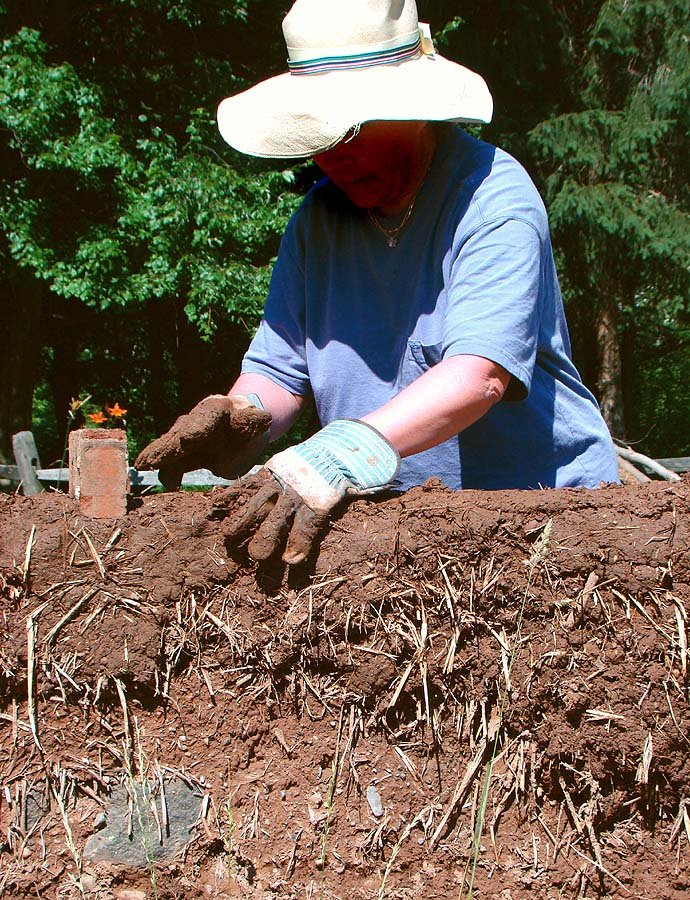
[68,429,129,518]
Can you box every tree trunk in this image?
[621,316,636,443]
[174,299,210,413]
[147,297,172,434]
[46,295,83,462]
[0,264,43,463]
[595,294,626,440]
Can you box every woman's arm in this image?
[362,354,511,457]
[230,372,306,441]
[233,354,509,461]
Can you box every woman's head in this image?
[313,121,439,214]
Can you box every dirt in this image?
[133,395,272,490]
[0,477,689,900]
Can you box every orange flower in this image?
[88,411,108,424]
[106,402,128,418]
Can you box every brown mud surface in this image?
[133,397,271,490]
[0,479,688,899]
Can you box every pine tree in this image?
[529,0,690,443]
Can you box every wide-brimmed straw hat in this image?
[217,0,493,159]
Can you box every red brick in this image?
[69,429,129,518]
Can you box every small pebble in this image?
[93,811,107,831]
[366,785,383,818]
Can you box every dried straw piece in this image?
[44,587,99,646]
[430,717,499,848]
[21,525,37,585]
[26,601,49,753]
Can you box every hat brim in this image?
[217,53,493,159]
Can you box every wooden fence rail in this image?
[2,430,235,493]
[1,431,688,496]
[0,464,233,492]
[656,458,690,474]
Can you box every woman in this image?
[137,0,619,564]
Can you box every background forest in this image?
[1,0,688,468]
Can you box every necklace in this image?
[367,194,418,248]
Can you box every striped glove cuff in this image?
[265,419,400,513]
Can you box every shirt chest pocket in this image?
[399,339,445,386]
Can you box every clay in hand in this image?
[135,395,272,490]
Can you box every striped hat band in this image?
[287,26,433,76]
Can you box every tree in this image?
[0,1,299,461]
[527,0,690,442]
[1,0,688,467]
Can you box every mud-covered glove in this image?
[134,394,272,491]
[214,419,400,565]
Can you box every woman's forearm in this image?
[230,373,305,441]
[362,354,511,457]
[233,355,511,457]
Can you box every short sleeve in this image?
[443,217,543,399]
[241,226,311,397]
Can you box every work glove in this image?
[134,394,272,491]
[214,419,400,565]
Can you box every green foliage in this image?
[527,0,689,446]
[0,27,298,318]
[625,288,690,456]
[31,377,60,461]
[529,0,689,253]
[542,180,689,274]
[0,1,298,460]
[0,0,688,464]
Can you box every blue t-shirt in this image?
[242,127,619,491]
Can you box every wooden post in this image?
[12,431,43,496]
